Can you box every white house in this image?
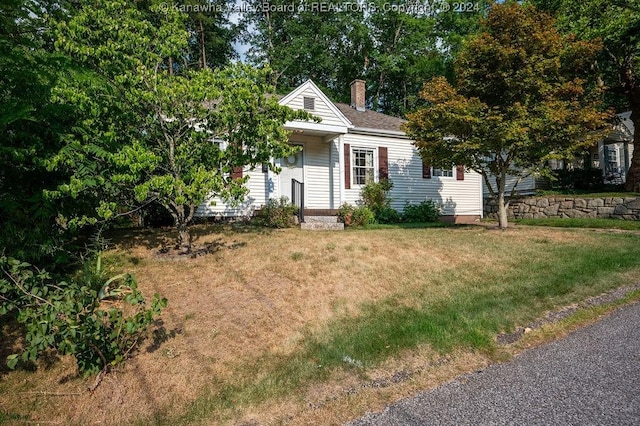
[196,79,484,223]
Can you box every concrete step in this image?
[300,222,344,231]
[304,215,339,223]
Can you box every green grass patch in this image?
[514,217,640,230]
[163,230,640,425]
[0,411,29,424]
[305,233,640,365]
[360,222,455,230]
[534,189,640,198]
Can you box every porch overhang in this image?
[283,120,349,137]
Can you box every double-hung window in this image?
[352,148,375,185]
[433,167,453,177]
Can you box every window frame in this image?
[351,147,377,187]
[432,167,454,178]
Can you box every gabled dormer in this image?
[279,80,352,135]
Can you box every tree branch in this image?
[2,267,56,310]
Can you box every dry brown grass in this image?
[1,224,638,425]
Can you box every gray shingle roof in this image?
[333,102,407,133]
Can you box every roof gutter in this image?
[348,127,410,139]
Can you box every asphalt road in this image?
[348,302,640,426]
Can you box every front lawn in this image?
[2,225,640,425]
[514,217,640,231]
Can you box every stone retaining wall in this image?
[484,196,640,220]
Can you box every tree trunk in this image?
[174,203,191,254]
[176,221,191,254]
[497,191,509,229]
[199,19,207,69]
[624,108,640,192]
[496,171,509,229]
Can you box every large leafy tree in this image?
[119,66,310,252]
[239,0,370,101]
[0,0,82,265]
[51,0,310,253]
[167,0,236,69]
[364,1,443,115]
[240,1,489,115]
[530,0,640,192]
[365,0,490,116]
[405,3,610,228]
[0,0,167,377]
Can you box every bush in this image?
[0,255,166,377]
[361,179,400,223]
[337,203,354,224]
[375,205,401,224]
[337,203,375,227]
[361,179,393,212]
[551,168,603,191]
[261,197,297,228]
[402,200,440,223]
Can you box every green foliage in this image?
[239,0,370,102]
[551,168,604,190]
[374,206,401,224]
[360,179,393,212]
[260,197,298,228]
[336,203,354,225]
[337,204,375,227]
[240,0,489,114]
[0,255,166,375]
[178,0,237,68]
[530,0,640,192]
[360,179,399,223]
[364,0,490,115]
[352,206,376,227]
[402,200,440,223]
[0,0,84,267]
[406,3,610,229]
[48,0,314,252]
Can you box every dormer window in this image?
[303,96,315,110]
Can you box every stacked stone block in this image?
[484,196,640,220]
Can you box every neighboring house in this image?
[593,111,635,185]
[482,111,636,197]
[196,79,484,223]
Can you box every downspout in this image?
[338,135,345,206]
[329,138,334,209]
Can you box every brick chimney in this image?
[350,79,366,112]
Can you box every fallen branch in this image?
[88,366,108,393]
[88,343,109,393]
[20,391,82,396]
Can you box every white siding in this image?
[196,134,484,218]
[343,133,483,217]
[195,166,272,217]
[282,87,347,128]
[482,174,537,198]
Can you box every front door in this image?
[279,145,304,202]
